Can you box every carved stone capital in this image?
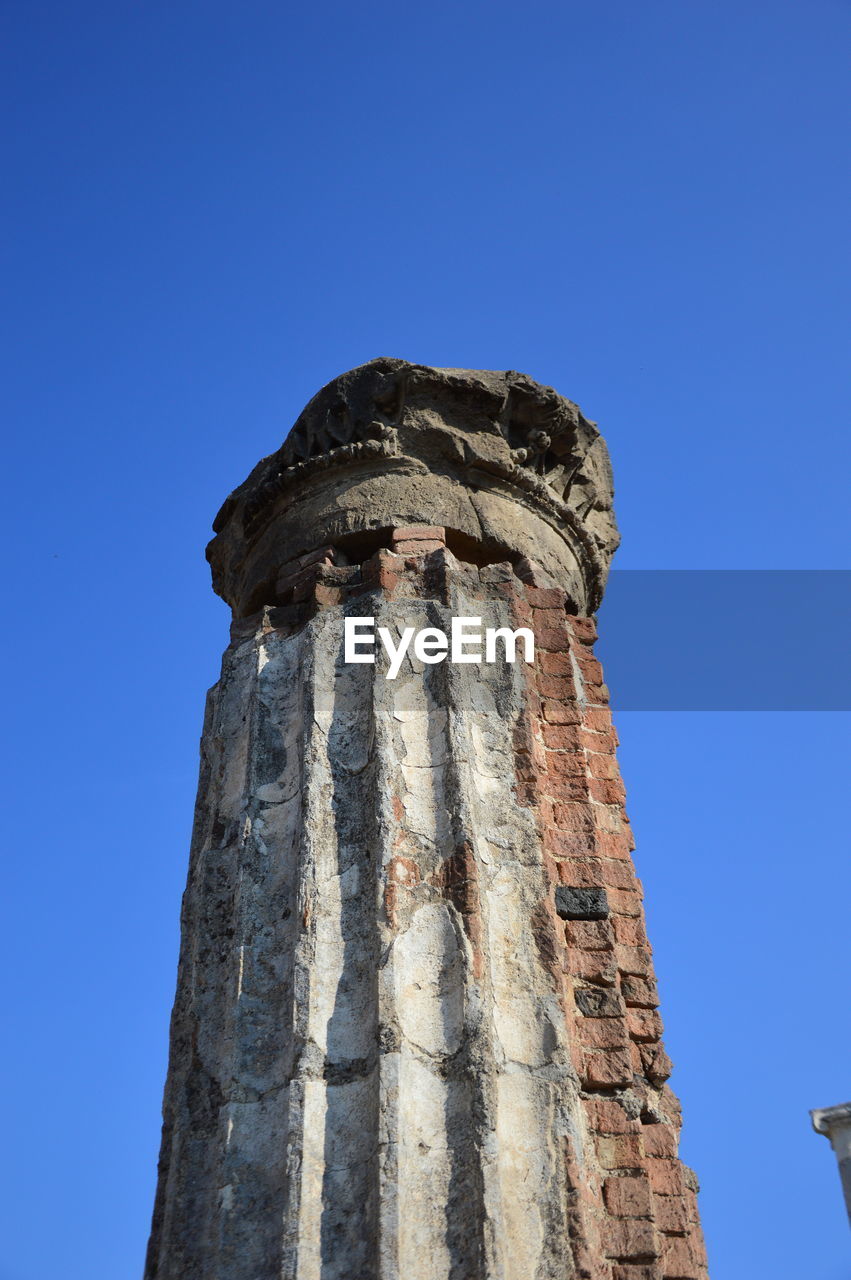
[812,1102,851,1143]
[812,1102,851,1225]
[207,358,620,616]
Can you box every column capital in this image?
[812,1102,851,1141]
[812,1102,851,1226]
[207,358,619,617]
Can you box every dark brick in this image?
[575,987,624,1018]
[621,975,659,1008]
[555,885,610,921]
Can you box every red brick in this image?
[605,1218,659,1261]
[533,606,567,627]
[393,538,443,555]
[390,525,445,543]
[546,749,587,777]
[646,1159,685,1198]
[514,780,538,807]
[659,1087,683,1127]
[362,550,404,574]
[613,916,647,947]
[539,650,572,674]
[689,1225,709,1272]
[589,777,627,805]
[565,919,614,951]
[360,551,404,593]
[591,1095,637,1136]
[545,828,596,858]
[576,655,605,685]
[584,707,614,731]
[515,753,543,782]
[542,723,583,751]
[659,1234,699,1278]
[627,1009,663,1043]
[542,700,582,724]
[596,832,633,861]
[639,1044,674,1085]
[537,795,556,824]
[653,1193,688,1233]
[577,1016,630,1050]
[588,752,621,779]
[604,1175,653,1219]
[536,626,572,651]
[565,949,618,986]
[593,805,626,834]
[556,857,605,887]
[526,587,567,608]
[538,673,574,699]
[617,946,653,977]
[582,727,619,754]
[596,1135,645,1170]
[298,544,338,568]
[552,802,596,832]
[545,776,589,802]
[588,1097,640,1136]
[568,1239,605,1280]
[581,1047,633,1088]
[601,860,637,890]
[608,887,642,917]
[569,616,598,644]
[629,1041,645,1074]
[683,1189,700,1225]
[555,850,611,883]
[585,683,612,707]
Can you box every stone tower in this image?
[145,360,709,1280]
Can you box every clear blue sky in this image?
[1,3,849,1277]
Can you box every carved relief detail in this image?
[241,429,400,538]
[229,370,601,540]
[209,360,619,615]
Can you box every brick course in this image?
[518,592,710,1278]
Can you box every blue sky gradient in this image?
[1,3,849,1277]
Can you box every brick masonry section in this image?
[514,576,710,1280]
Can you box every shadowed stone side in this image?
[146,363,708,1280]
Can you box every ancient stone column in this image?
[811,1102,851,1226]
[145,359,709,1280]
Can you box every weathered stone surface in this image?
[207,359,619,617]
[147,582,580,1279]
[147,364,709,1280]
